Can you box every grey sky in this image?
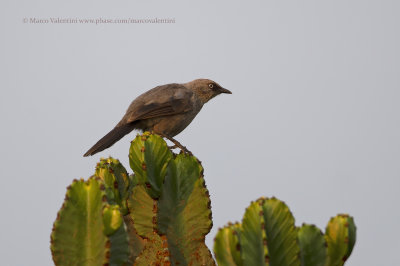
[1,0,399,265]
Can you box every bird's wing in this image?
[130,98,192,121]
[124,85,194,124]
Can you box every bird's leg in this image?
[168,144,178,149]
[157,133,192,155]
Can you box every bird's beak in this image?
[219,87,232,94]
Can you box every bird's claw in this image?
[179,146,193,156]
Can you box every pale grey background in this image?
[1,0,399,265]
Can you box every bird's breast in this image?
[149,108,200,137]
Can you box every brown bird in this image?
[83,79,231,156]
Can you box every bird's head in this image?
[185,79,232,104]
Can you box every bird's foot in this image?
[170,141,193,156]
[158,133,192,156]
[178,145,193,156]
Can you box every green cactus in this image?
[240,200,267,265]
[157,154,213,265]
[213,198,356,266]
[259,198,300,265]
[51,132,356,266]
[127,184,156,237]
[127,133,214,265]
[298,224,326,266]
[129,132,173,199]
[50,178,129,266]
[123,215,145,264]
[219,198,300,266]
[325,214,357,266]
[213,223,243,266]
[95,157,130,215]
[51,132,214,265]
[107,220,130,266]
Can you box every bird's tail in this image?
[83,124,134,157]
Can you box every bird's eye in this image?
[208,83,214,89]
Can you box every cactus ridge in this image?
[51,132,215,265]
[156,153,214,265]
[127,184,157,238]
[123,215,145,264]
[325,214,357,266]
[213,198,357,266]
[259,197,300,266]
[108,221,130,265]
[51,132,356,266]
[298,224,327,266]
[213,223,243,266]
[95,157,130,215]
[51,178,129,266]
[129,133,173,199]
[127,134,214,265]
[124,133,215,264]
